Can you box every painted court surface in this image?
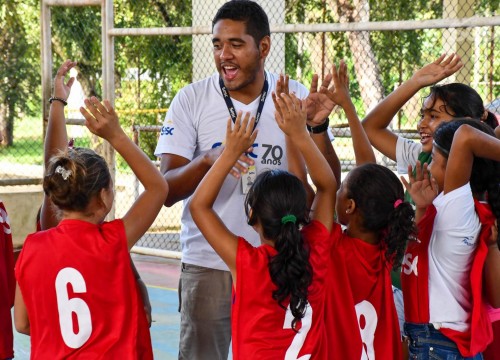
[12,254,182,359]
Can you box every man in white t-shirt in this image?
[154,1,339,359]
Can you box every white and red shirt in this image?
[16,219,153,359]
[402,184,494,356]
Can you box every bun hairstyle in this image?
[244,169,311,331]
[434,119,500,245]
[346,164,417,269]
[427,83,498,129]
[43,147,111,212]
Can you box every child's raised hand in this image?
[274,93,308,138]
[319,60,351,109]
[305,73,335,126]
[224,111,258,157]
[53,60,77,101]
[410,54,462,88]
[401,162,438,209]
[272,74,290,121]
[80,97,124,141]
[276,73,290,96]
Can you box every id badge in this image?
[241,165,257,194]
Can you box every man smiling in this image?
[155,1,337,358]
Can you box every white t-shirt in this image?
[155,72,309,270]
[395,136,422,174]
[428,183,481,331]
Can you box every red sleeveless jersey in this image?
[325,223,402,359]
[0,201,14,359]
[401,200,494,356]
[16,219,153,359]
[231,220,330,359]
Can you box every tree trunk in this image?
[336,0,384,113]
[0,101,14,147]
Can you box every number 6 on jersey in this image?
[55,267,93,348]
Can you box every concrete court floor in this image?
[12,254,182,359]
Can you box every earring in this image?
[346,209,350,214]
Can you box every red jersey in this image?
[325,223,402,359]
[16,219,153,359]
[401,200,494,356]
[0,201,14,359]
[231,220,330,359]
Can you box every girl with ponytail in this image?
[190,91,336,359]
[311,61,417,359]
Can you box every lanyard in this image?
[219,74,269,131]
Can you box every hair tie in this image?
[55,165,72,180]
[281,214,297,225]
[432,140,450,157]
[394,199,403,209]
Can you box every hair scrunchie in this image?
[393,199,403,208]
[281,214,297,225]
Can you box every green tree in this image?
[0,0,40,146]
[49,0,193,159]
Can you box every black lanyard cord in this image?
[219,74,269,132]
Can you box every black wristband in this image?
[49,96,68,106]
[307,118,329,134]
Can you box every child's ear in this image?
[345,199,356,214]
[97,188,108,208]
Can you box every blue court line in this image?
[148,286,180,359]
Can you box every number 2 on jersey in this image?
[283,302,313,360]
[355,300,378,360]
[55,267,93,348]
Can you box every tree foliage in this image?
[0,0,40,146]
[48,0,192,158]
[1,0,497,151]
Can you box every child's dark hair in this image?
[244,170,311,331]
[426,83,498,129]
[43,148,111,212]
[434,119,500,244]
[346,164,417,269]
[212,0,270,46]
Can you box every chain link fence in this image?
[1,0,498,252]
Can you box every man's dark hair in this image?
[212,0,271,46]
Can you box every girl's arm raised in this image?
[273,75,315,205]
[80,98,169,250]
[274,94,336,231]
[189,113,257,279]
[41,60,77,230]
[321,60,376,165]
[307,73,342,186]
[444,124,500,194]
[361,54,462,161]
